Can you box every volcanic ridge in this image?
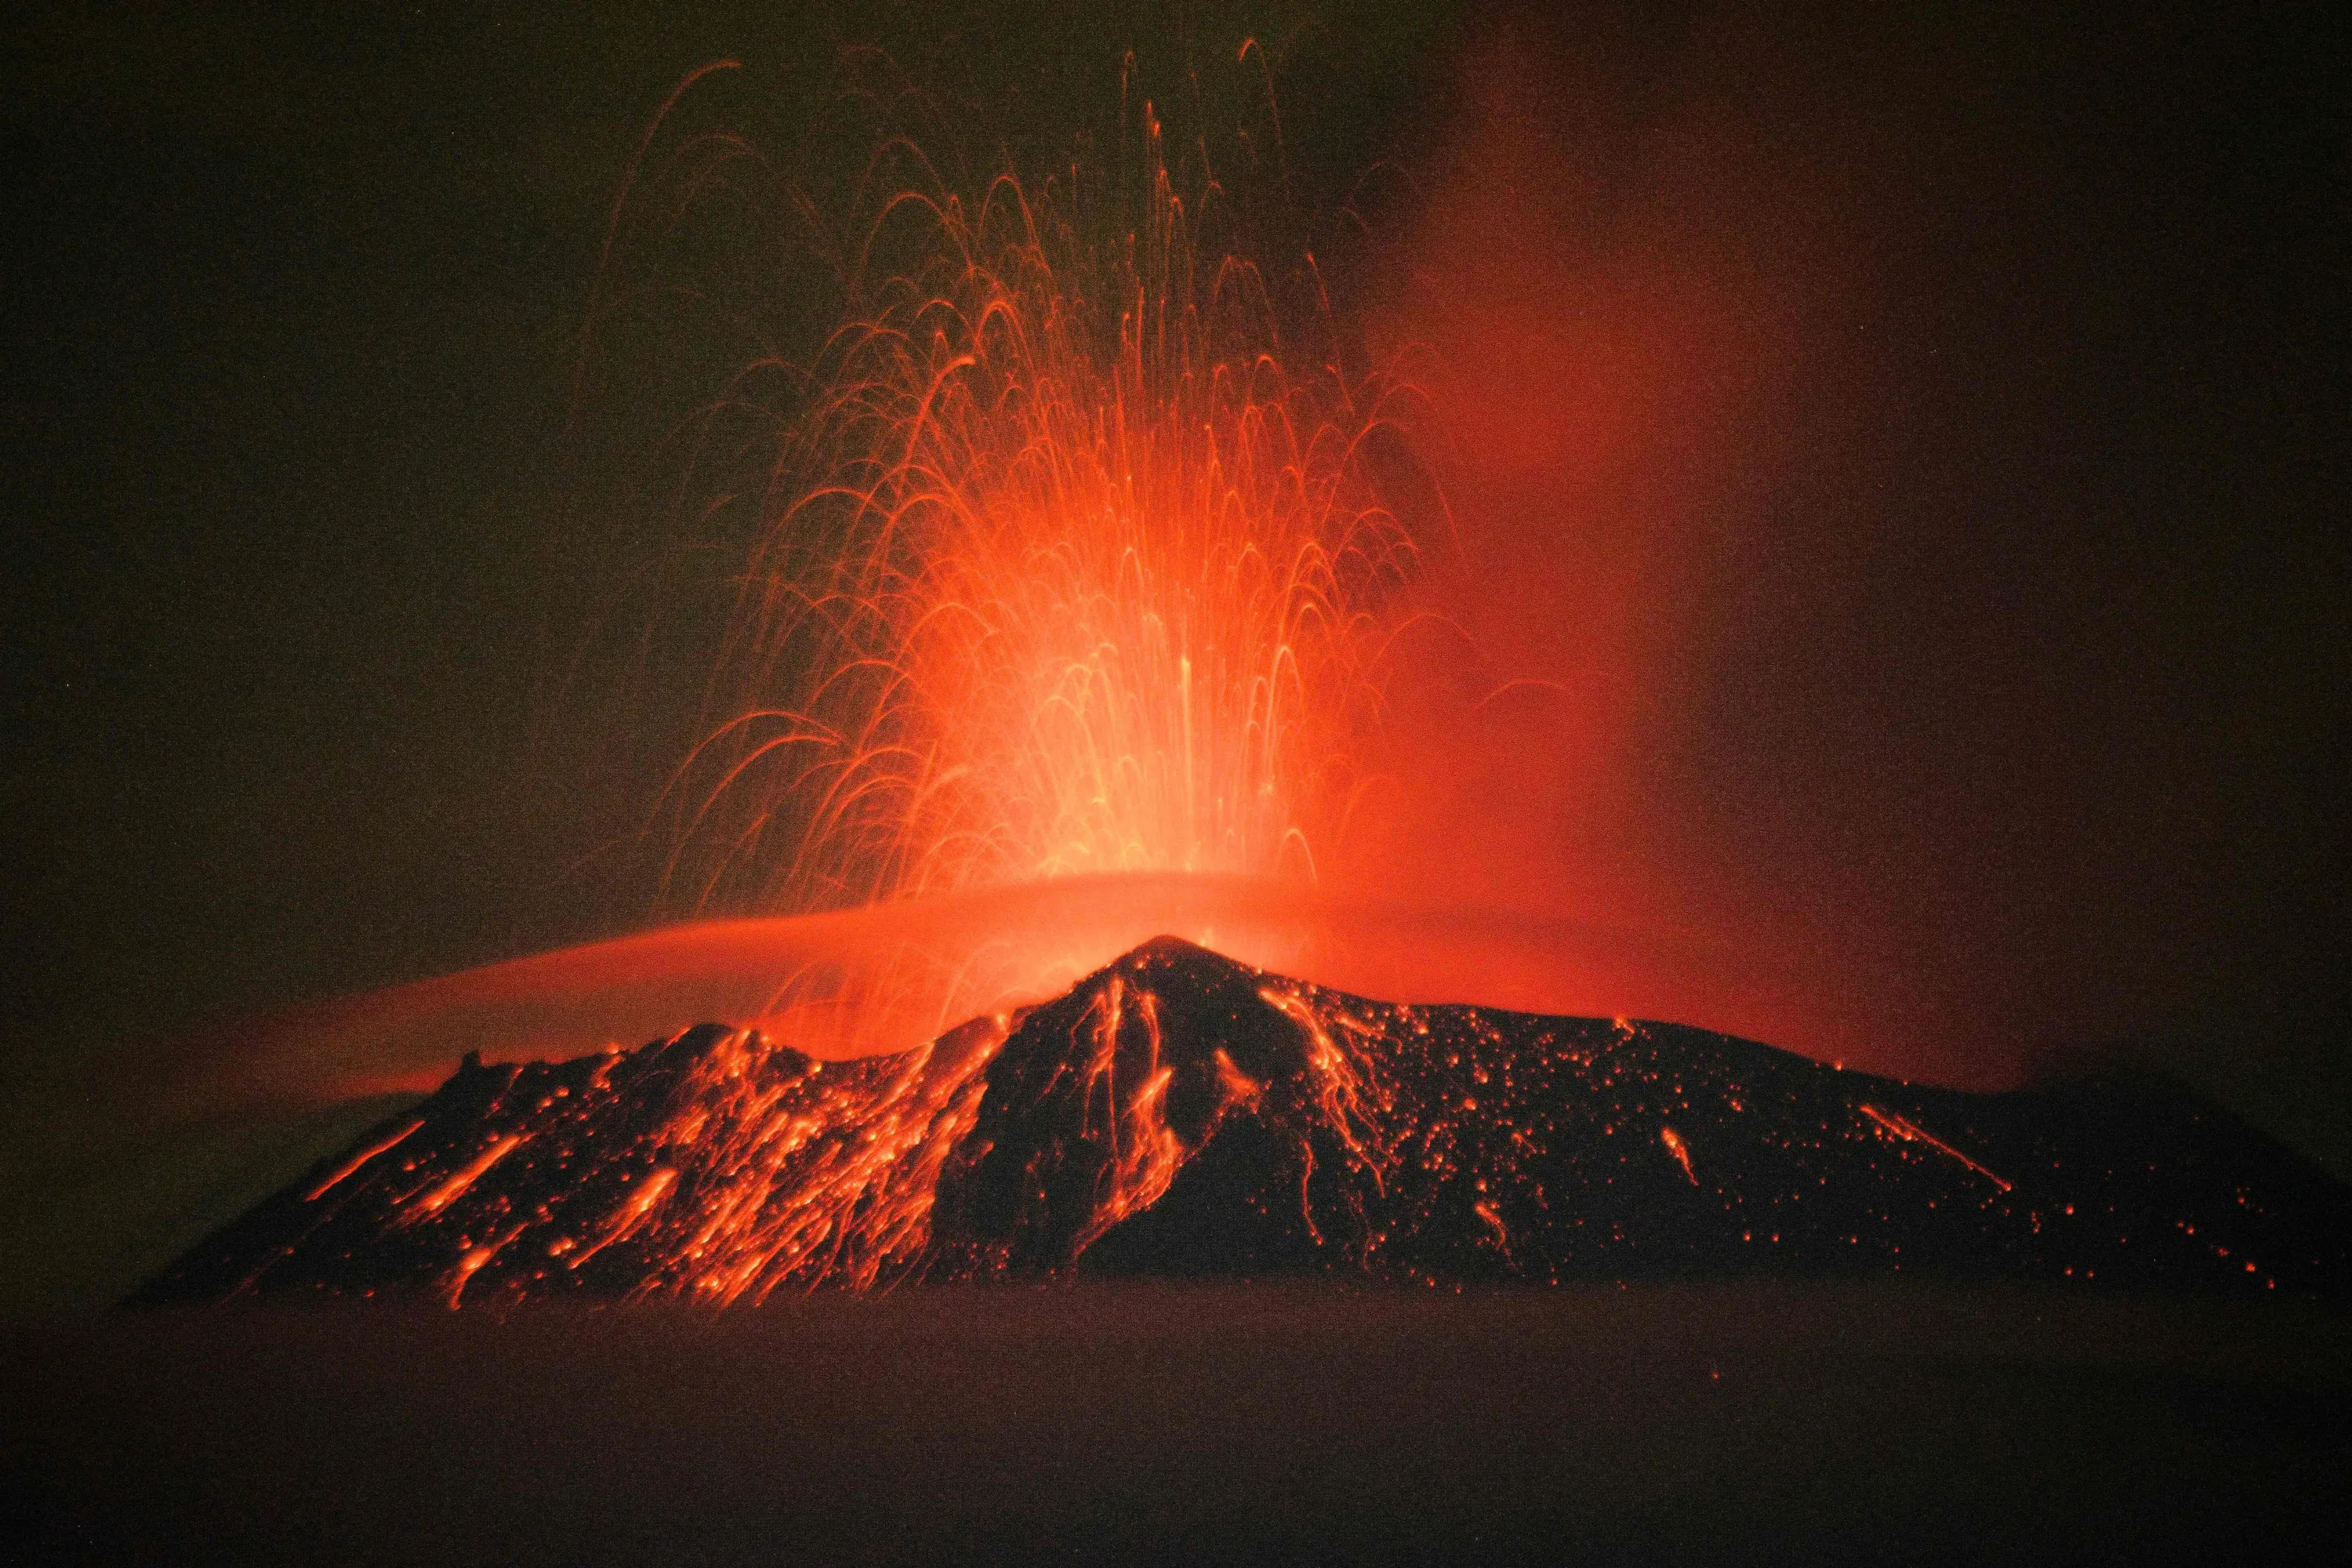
[142,938,2350,1307]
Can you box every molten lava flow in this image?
[265,1017,1008,1307]
[303,1120,424,1202]
[666,97,1422,927]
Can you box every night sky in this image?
[3,3,2346,1164]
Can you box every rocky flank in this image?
[141,938,2351,1305]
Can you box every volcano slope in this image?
[140,938,2350,1305]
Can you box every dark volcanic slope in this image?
[143,939,2350,1305]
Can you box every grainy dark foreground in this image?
[6,1283,2348,1564]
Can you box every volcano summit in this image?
[143,940,2350,1307]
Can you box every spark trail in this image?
[662,90,1426,928]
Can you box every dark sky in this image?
[2,4,2345,1155]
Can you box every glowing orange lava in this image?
[666,92,1425,929]
[172,68,1925,1119]
[1859,1102,2012,1193]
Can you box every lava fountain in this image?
[550,61,1452,1069]
[663,86,1424,914]
[134,64,2352,1312]
[185,64,1809,1111]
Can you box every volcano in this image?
[140,939,2350,1307]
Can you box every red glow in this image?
[181,45,2048,1116]
[213,872,1873,1112]
[664,95,1417,921]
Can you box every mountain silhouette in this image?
[140,938,2350,1305]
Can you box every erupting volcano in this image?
[144,939,2349,1307]
[509,61,1469,1069]
[20,12,2349,1566]
[132,65,2352,1315]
